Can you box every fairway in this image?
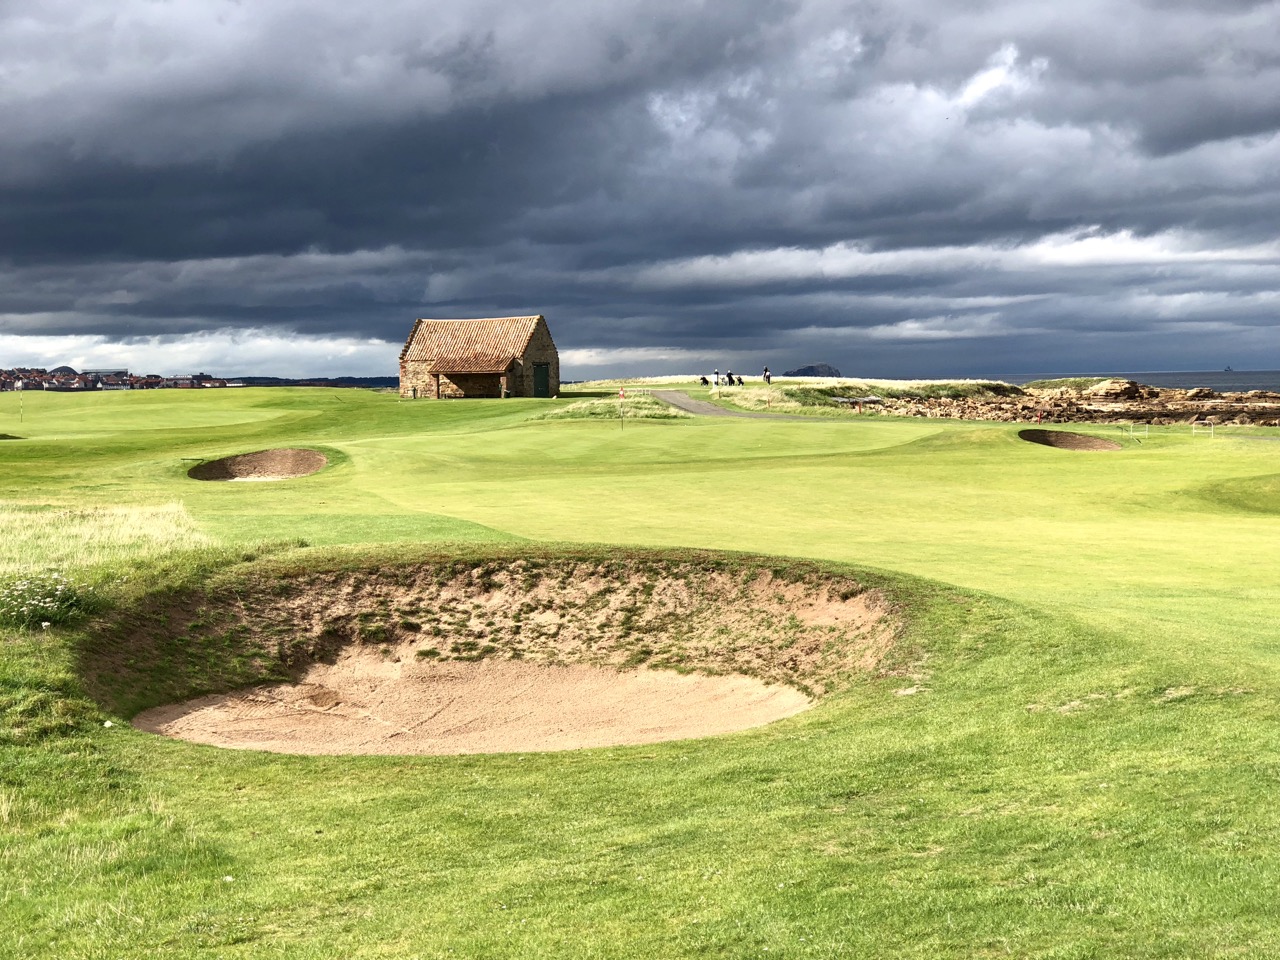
[4,386,1280,958]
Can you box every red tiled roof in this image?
[400,316,543,373]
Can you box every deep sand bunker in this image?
[188,448,327,481]
[134,658,811,755]
[1018,428,1122,452]
[119,555,897,755]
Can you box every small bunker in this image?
[1018,429,1122,452]
[188,448,327,481]
[104,554,900,756]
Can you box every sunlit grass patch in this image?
[0,502,210,577]
[530,395,691,420]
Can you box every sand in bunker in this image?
[1018,428,1122,451]
[134,654,812,755]
[188,448,326,482]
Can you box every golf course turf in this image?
[3,384,1280,958]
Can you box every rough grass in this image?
[1023,377,1110,391]
[0,502,210,577]
[530,395,692,420]
[707,381,1023,415]
[709,386,819,413]
[698,385,882,416]
[874,381,1024,399]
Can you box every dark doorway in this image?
[533,363,550,398]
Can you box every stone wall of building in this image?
[399,361,433,399]
[440,373,503,398]
[399,366,506,398]
[508,321,560,397]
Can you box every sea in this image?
[991,370,1280,392]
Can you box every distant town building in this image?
[399,315,560,399]
[0,366,231,392]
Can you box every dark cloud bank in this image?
[2,0,1278,378]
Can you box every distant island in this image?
[783,363,842,377]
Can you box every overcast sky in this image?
[2,0,1278,378]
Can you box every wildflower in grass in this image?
[0,571,95,629]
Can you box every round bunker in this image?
[134,659,813,755]
[1018,428,1122,452]
[116,554,899,755]
[188,448,327,481]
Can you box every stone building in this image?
[399,315,560,399]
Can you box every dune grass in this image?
[680,379,1024,418]
[1023,377,1111,391]
[3,386,1280,957]
[530,394,692,420]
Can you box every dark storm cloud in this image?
[1,0,1278,377]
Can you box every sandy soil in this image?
[1018,428,1122,451]
[225,561,895,694]
[133,655,811,755]
[111,555,896,756]
[188,448,327,481]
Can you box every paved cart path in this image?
[652,390,821,421]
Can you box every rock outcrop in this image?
[862,385,1280,426]
[784,363,842,377]
[1084,379,1145,400]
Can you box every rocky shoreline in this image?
[873,379,1280,426]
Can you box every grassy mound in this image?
[1192,471,1280,515]
[530,395,691,420]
